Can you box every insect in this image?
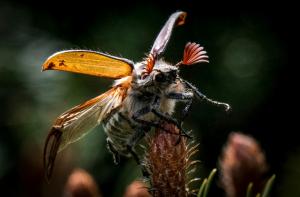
[42,11,230,180]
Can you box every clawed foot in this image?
[175,127,193,145]
[159,121,193,145]
[107,139,121,165]
[112,152,120,165]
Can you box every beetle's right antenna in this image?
[176,42,209,67]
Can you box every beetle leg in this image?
[166,92,194,123]
[126,145,150,178]
[166,92,194,139]
[106,138,120,165]
[131,96,191,139]
[183,79,231,112]
[127,127,151,178]
[132,105,161,128]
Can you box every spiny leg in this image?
[151,108,191,139]
[183,79,231,111]
[150,96,180,128]
[180,98,193,123]
[178,99,193,140]
[132,96,186,136]
[106,138,120,165]
[127,127,149,163]
[166,92,194,139]
[131,101,167,132]
[166,92,194,123]
[131,96,191,150]
[151,96,189,135]
[127,127,151,177]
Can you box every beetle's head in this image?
[131,11,208,92]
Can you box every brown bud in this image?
[124,180,150,197]
[64,168,101,197]
[219,132,268,197]
[144,122,199,197]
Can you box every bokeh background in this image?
[0,0,296,196]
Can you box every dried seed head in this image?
[144,122,199,197]
[64,168,101,197]
[219,132,268,197]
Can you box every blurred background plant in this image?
[218,132,273,197]
[0,0,296,196]
[64,168,101,197]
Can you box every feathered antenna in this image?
[141,54,155,78]
[146,54,155,73]
[176,42,209,66]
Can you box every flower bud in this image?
[124,181,150,197]
[64,168,101,197]
[219,132,268,197]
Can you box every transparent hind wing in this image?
[43,85,128,180]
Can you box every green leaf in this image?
[246,182,253,197]
[261,174,276,197]
[197,178,207,197]
[203,168,217,197]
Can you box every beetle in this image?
[42,11,230,180]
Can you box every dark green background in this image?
[0,0,296,196]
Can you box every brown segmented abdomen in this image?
[103,110,134,156]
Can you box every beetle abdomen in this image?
[103,111,134,156]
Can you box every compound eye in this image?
[155,73,166,82]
